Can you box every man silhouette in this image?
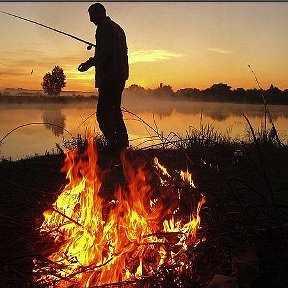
[78,3,129,156]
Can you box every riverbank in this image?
[0,94,97,104]
[1,142,288,287]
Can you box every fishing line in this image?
[0,10,95,50]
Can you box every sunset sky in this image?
[0,2,287,92]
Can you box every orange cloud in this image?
[207,47,233,54]
[129,49,182,64]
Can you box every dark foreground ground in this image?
[1,142,288,288]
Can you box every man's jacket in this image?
[92,17,129,88]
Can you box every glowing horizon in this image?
[0,2,288,92]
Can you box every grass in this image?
[1,127,288,287]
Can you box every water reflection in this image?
[1,100,288,159]
[122,95,288,121]
[41,109,66,136]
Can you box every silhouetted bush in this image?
[41,66,66,96]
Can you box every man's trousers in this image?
[97,81,129,152]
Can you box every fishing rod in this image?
[0,10,95,50]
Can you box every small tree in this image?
[42,65,66,96]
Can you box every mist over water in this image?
[1,93,288,160]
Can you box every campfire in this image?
[34,135,205,287]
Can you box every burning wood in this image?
[34,135,205,287]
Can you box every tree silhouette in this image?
[153,84,174,98]
[267,84,281,95]
[41,66,66,96]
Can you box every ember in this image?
[34,135,205,287]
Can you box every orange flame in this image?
[37,135,205,286]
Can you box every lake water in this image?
[1,97,288,160]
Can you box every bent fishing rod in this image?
[0,10,95,50]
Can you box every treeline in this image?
[1,83,288,105]
[126,83,288,105]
